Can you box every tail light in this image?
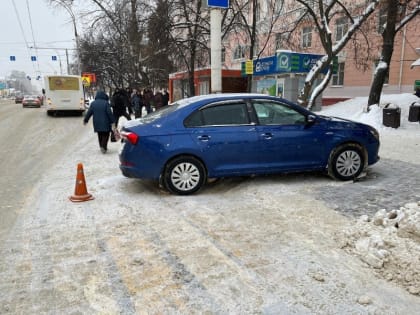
[121,131,139,145]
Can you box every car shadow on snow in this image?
[117,158,419,219]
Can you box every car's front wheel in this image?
[163,156,207,195]
[329,144,365,181]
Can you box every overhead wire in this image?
[10,0,38,76]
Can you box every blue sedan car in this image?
[119,94,380,195]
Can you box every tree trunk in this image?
[367,0,398,107]
[247,0,258,93]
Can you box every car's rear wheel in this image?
[329,144,364,181]
[163,156,206,195]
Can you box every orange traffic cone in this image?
[69,163,94,202]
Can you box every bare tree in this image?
[367,0,420,108]
[228,0,285,92]
[289,0,380,109]
[146,0,176,89]
[168,0,210,97]
[49,0,153,88]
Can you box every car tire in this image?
[163,156,206,195]
[328,144,365,181]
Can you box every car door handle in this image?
[261,133,273,139]
[198,135,211,141]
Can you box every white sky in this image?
[0,0,78,81]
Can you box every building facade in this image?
[220,0,420,104]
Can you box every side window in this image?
[184,110,203,127]
[253,101,306,125]
[184,102,249,127]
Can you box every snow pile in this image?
[338,201,420,296]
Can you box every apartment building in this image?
[220,0,420,104]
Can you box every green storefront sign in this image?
[415,80,420,89]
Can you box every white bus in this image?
[44,75,85,116]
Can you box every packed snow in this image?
[321,93,420,299]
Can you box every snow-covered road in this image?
[0,95,419,314]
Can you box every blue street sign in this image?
[52,56,57,61]
[10,56,16,61]
[31,56,36,61]
[208,0,229,8]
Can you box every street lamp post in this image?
[53,0,81,74]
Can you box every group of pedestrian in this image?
[130,88,170,118]
[83,87,170,153]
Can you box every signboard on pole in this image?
[82,72,96,84]
[208,0,229,8]
[276,51,330,74]
[241,51,335,76]
[82,77,91,87]
[245,60,254,74]
[253,56,276,76]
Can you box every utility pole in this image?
[209,1,229,94]
[210,8,222,93]
[52,0,81,74]
[66,49,70,75]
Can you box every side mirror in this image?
[306,114,317,124]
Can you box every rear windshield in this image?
[123,103,181,128]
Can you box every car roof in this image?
[175,93,297,108]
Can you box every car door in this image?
[252,100,326,171]
[184,101,260,176]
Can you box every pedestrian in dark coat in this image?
[131,90,144,118]
[162,90,169,107]
[154,91,163,110]
[111,88,132,126]
[143,89,153,114]
[83,91,116,153]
